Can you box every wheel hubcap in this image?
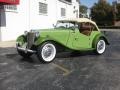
[43,46,53,58]
[97,40,105,54]
[42,44,56,62]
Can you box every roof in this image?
[58,18,96,25]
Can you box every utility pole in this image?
[112,1,117,25]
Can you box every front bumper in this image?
[16,43,36,53]
[16,32,38,53]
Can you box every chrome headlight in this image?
[35,31,40,37]
[30,29,40,37]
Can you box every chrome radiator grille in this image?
[27,32,35,49]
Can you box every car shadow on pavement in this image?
[7,53,42,64]
[1,47,97,64]
[20,55,43,64]
[0,47,41,64]
[56,51,96,58]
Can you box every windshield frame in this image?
[55,21,76,30]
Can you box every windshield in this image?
[55,21,75,29]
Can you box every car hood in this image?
[37,28,70,39]
[40,29,54,32]
[37,28,69,35]
[38,28,63,32]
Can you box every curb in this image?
[0,41,16,48]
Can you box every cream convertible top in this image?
[58,18,99,31]
[58,18,96,25]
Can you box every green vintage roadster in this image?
[16,18,109,63]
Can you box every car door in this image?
[72,22,92,49]
[50,22,72,46]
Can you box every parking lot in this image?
[0,31,120,90]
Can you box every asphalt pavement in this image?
[0,31,120,90]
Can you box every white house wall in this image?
[1,0,29,41]
[0,0,79,41]
[29,0,57,29]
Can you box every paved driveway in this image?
[0,31,120,90]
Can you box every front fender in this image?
[16,35,26,45]
[34,36,60,46]
[34,36,47,46]
[92,34,110,48]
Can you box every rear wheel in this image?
[96,39,106,54]
[37,42,56,63]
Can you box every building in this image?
[0,0,79,41]
[117,0,120,3]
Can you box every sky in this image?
[80,0,114,8]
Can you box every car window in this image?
[78,22,97,36]
[55,21,75,29]
[89,23,98,31]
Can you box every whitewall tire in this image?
[96,39,106,54]
[37,42,56,63]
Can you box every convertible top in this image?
[58,18,96,25]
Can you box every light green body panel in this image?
[66,29,101,50]
[34,28,70,46]
[34,29,101,50]
[72,30,90,48]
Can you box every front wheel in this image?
[96,39,106,55]
[17,49,33,58]
[37,42,56,63]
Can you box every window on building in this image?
[4,5,17,10]
[0,5,4,9]
[39,2,48,15]
[61,8,66,17]
[59,0,72,4]
[76,0,79,3]
[0,5,17,12]
[65,0,71,3]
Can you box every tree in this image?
[116,4,120,20]
[79,5,88,17]
[80,5,88,14]
[91,1,113,26]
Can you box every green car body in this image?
[16,18,109,63]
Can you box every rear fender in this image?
[92,34,110,48]
[16,35,26,45]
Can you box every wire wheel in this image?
[37,42,56,63]
[96,39,106,54]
